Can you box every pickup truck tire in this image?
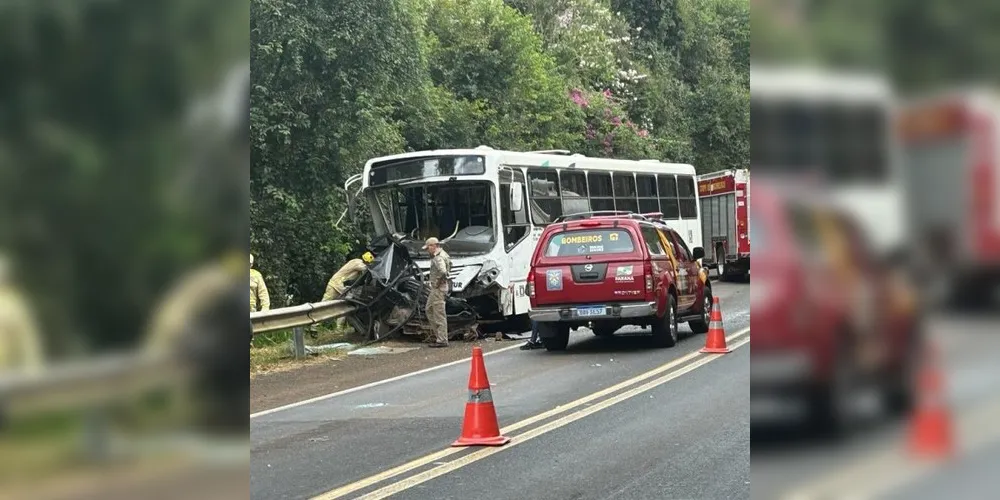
[688,292,712,334]
[540,323,571,351]
[652,295,679,348]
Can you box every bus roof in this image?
[751,66,893,104]
[363,147,696,176]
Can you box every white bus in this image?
[750,66,905,258]
[346,147,702,323]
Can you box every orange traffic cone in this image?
[907,342,954,459]
[452,347,511,447]
[700,296,731,354]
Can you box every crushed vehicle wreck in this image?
[337,235,480,342]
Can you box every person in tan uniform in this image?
[321,251,375,302]
[423,237,451,348]
[250,253,270,312]
[0,255,43,374]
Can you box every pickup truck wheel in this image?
[688,292,712,334]
[652,295,679,348]
[540,324,570,351]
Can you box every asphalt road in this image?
[751,313,1000,500]
[251,282,751,500]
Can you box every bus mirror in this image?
[510,182,524,212]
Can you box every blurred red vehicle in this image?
[750,178,924,434]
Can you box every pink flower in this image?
[602,89,613,98]
[638,129,650,138]
[611,116,622,126]
[569,88,589,107]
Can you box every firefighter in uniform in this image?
[250,254,270,312]
[142,63,250,436]
[321,251,375,302]
[0,254,44,374]
[423,237,451,348]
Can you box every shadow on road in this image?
[526,327,708,355]
[751,415,905,455]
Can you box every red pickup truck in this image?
[527,212,713,352]
[750,180,923,434]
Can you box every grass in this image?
[250,323,359,377]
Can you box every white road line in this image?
[251,343,525,419]
[310,328,751,499]
[253,291,749,420]
[354,336,752,499]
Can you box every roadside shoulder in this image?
[250,339,520,414]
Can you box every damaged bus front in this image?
[347,150,526,326]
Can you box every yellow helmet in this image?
[361,251,375,264]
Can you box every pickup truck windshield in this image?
[544,229,635,257]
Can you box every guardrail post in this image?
[293,327,306,359]
[83,406,111,462]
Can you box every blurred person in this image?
[423,237,451,348]
[0,254,44,374]
[521,320,544,350]
[250,253,270,312]
[144,63,250,438]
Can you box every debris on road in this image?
[304,342,353,354]
[348,346,419,356]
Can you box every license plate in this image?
[575,306,606,317]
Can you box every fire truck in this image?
[698,169,750,281]
[899,91,1000,308]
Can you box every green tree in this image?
[421,0,582,150]
[251,0,422,304]
[0,0,247,352]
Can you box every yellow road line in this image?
[313,329,750,500]
[358,336,751,499]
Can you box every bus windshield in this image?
[372,181,496,257]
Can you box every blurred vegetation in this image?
[251,0,750,306]
[751,0,1000,91]
[0,1,248,354]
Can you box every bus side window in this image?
[501,168,530,251]
[528,170,561,224]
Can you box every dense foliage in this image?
[0,1,247,352]
[251,0,750,305]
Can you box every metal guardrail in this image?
[0,300,357,416]
[250,299,357,335]
[0,352,183,417]
[251,300,359,358]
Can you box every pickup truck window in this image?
[544,229,635,257]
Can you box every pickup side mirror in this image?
[692,246,706,261]
[510,182,524,212]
